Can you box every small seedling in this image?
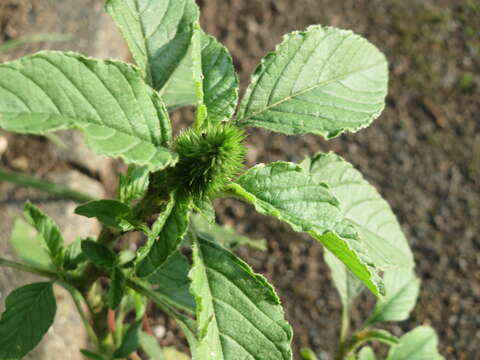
[0,1,442,359]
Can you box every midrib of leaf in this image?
[240,60,385,124]
[195,244,225,359]
[208,267,288,355]
[193,239,291,360]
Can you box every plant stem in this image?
[0,33,71,53]
[126,278,197,336]
[0,168,96,203]
[336,305,351,360]
[61,282,100,348]
[0,257,58,279]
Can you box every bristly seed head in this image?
[172,123,246,200]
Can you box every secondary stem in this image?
[0,257,58,279]
[0,168,96,203]
[61,282,100,348]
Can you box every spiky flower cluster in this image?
[172,123,246,200]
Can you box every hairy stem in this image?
[0,168,96,203]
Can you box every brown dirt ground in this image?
[1,0,479,359]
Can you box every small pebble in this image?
[0,135,7,156]
[153,325,166,339]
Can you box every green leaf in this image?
[75,200,134,230]
[190,234,293,360]
[0,51,176,170]
[107,267,126,310]
[164,348,190,360]
[9,217,52,269]
[136,194,177,265]
[148,251,195,313]
[387,326,443,360]
[118,250,136,268]
[81,240,117,269]
[302,152,414,270]
[302,152,415,305]
[191,213,267,251]
[358,347,376,360]
[192,198,216,224]
[80,349,108,360]
[366,268,420,325]
[63,238,87,270]
[118,165,150,205]
[300,348,318,360]
[231,162,384,297]
[237,26,388,138]
[106,0,199,90]
[0,282,57,358]
[324,250,363,308]
[139,332,165,360]
[161,30,239,123]
[114,320,142,358]
[136,198,191,278]
[24,202,64,268]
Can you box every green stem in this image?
[0,168,96,203]
[60,282,100,348]
[126,278,197,336]
[336,305,351,360]
[0,33,71,53]
[0,257,58,279]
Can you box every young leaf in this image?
[63,238,87,270]
[191,213,267,251]
[192,198,216,224]
[75,200,134,230]
[161,30,239,123]
[24,202,64,268]
[148,251,195,313]
[136,195,176,264]
[118,165,150,205]
[366,268,420,325]
[136,198,191,278]
[190,234,293,360]
[139,332,165,360]
[237,26,388,138]
[231,162,384,297]
[107,267,126,310]
[9,216,53,269]
[80,349,108,360]
[114,320,143,358]
[81,240,117,269]
[300,348,318,360]
[302,152,414,270]
[163,348,190,360]
[106,0,199,89]
[386,326,443,360]
[0,51,176,170]
[0,282,57,358]
[358,347,376,360]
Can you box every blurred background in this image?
[0,0,478,359]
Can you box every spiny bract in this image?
[173,123,246,199]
